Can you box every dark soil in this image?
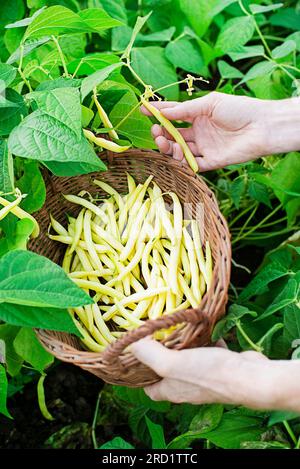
[0,364,103,449]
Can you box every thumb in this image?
[161,95,212,122]
[130,337,175,377]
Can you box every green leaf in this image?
[248,180,271,207]
[78,8,122,33]
[241,441,290,449]
[239,262,289,301]
[81,105,94,128]
[7,37,51,65]
[249,3,283,15]
[0,219,35,257]
[99,437,134,449]
[88,0,127,23]
[0,365,11,418]
[228,45,265,62]
[0,140,14,193]
[0,63,17,87]
[229,177,245,209]
[0,0,25,30]
[202,411,265,449]
[0,324,22,376]
[16,161,46,213]
[179,0,218,38]
[24,5,115,40]
[8,110,105,172]
[68,53,120,76]
[212,304,257,341]
[239,61,275,85]
[32,87,82,137]
[5,6,46,29]
[165,38,205,75]
[145,416,166,449]
[131,47,178,100]
[268,410,300,426]
[270,8,300,32]
[272,40,296,59]
[287,32,300,52]
[13,327,54,372]
[283,302,300,344]
[109,91,155,149]
[121,12,152,60]
[257,278,299,321]
[44,160,105,177]
[36,77,82,91]
[217,60,243,79]
[215,16,255,54]
[168,404,223,449]
[0,89,27,137]
[81,62,122,100]
[0,250,93,308]
[140,27,176,43]
[0,303,80,334]
[113,386,170,413]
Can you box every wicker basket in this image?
[29,149,231,387]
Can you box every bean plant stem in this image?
[18,44,32,92]
[235,321,263,352]
[114,101,141,130]
[52,36,69,77]
[238,0,272,56]
[125,61,148,89]
[229,202,258,228]
[92,390,102,449]
[283,421,298,446]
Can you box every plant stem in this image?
[238,0,272,56]
[114,101,141,130]
[229,202,258,228]
[233,204,258,241]
[18,44,32,92]
[235,321,263,352]
[125,61,148,88]
[232,203,283,244]
[283,421,297,446]
[296,434,300,449]
[92,390,102,449]
[52,36,69,77]
[72,58,84,78]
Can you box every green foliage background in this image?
[0,0,300,450]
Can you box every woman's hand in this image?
[141,92,300,171]
[131,338,300,412]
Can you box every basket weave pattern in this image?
[29,150,231,387]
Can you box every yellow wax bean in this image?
[168,193,183,295]
[0,192,23,221]
[152,183,175,244]
[93,89,119,140]
[69,269,114,278]
[120,200,150,262]
[92,303,116,343]
[63,194,108,224]
[183,227,201,303]
[200,274,206,296]
[75,319,105,352]
[48,235,113,255]
[132,299,152,319]
[83,210,103,271]
[122,275,131,296]
[205,241,213,289]
[50,214,68,236]
[114,302,144,327]
[108,243,145,287]
[83,128,130,153]
[69,208,84,254]
[72,278,123,300]
[129,273,144,292]
[0,195,40,237]
[180,243,191,284]
[93,179,124,211]
[191,220,209,286]
[148,277,166,320]
[178,274,198,308]
[141,239,156,287]
[91,221,123,252]
[102,287,170,321]
[62,246,72,273]
[127,172,136,192]
[140,96,198,173]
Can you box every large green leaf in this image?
[239,262,289,301]
[165,38,205,74]
[145,416,166,449]
[0,0,25,29]
[0,302,80,334]
[228,45,265,62]
[13,327,54,372]
[270,8,300,31]
[8,110,105,172]
[44,160,105,177]
[36,77,82,91]
[0,324,22,376]
[0,89,27,137]
[0,365,11,418]
[0,219,35,257]
[78,8,122,33]
[88,0,127,23]
[0,63,17,88]
[68,53,120,76]
[131,47,178,100]
[81,62,122,100]
[6,37,51,65]
[0,140,14,193]
[215,16,255,54]
[212,304,257,341]
[109,90,155,149]
[32,87,82,137]
[179,0,231,38]
[257,278,299,321]
[272,40,296,59]
[283,302,300,344]
[16,161,46,213]
[0,250,93,308]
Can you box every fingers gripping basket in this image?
[29,149,231,387]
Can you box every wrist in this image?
[258,97,300,156]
